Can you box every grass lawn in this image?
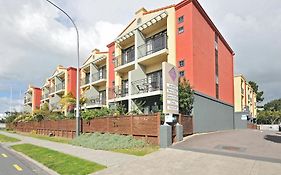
[0,134,20,142]
[12,144,106,175]
[113,146,159,156]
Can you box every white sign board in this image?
[241,115,247,121]
[162,62,179,114]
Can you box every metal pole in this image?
[45,0,80,136]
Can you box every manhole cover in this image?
[214,145,246,152]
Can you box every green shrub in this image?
[70,133,146,150]
[81,108,113,121]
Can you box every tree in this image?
[248,81,264,103]
[59,92,76,113]
[179,78,194,115]
[264,98,281,111]
[257,110,281,124]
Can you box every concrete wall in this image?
[0,123,5,129]
[193,92,234,133]
[259,125,280,131]
[234,112,248,129]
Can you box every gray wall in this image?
[234,112,249,129]
[193,92,234,133]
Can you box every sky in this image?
[0,0,281,114]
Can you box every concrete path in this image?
[94,148,281,175]
[0,131,137,167]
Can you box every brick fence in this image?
[7,114,193,145]
[247,123,258,129]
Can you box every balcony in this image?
[50,103,62,111]
[109,86,129,100]
[55,83,65,92]
[49,86,55,94]
[92,71,107,82]
[86,96,106,107]
[114,49,135,72]
[241,88,244,95]
[24,97,32,104]
[41,93,49,100]
[137,33,167,60]
[131,75,163,96]
[81,77,90,86]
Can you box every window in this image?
[215,34,218,50]
[179,71,185,77]
[216,84,219,99]
[179,60,185,67]
[178,26,184,34]
[215,50,219,76]
[178,16,184,23]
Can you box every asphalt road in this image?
[0,145,49,175]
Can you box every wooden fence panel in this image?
[7,114,162,145]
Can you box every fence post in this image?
[130,115,133,135]
[107,117,109,133]
[157,113,161,144]
[179,114,182,125]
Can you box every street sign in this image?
[162,62,179,114]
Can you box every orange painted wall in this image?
[175,2,194,86]
[192,3,216,98]
[107,42,115,99]
[67,67,77,98]
[175,0,234,105]
[218,37,234,105]
[33,88,42,111]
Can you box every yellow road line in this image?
[13,164,23,171]
[1,153,8,158]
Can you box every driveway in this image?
[172,129,281,163]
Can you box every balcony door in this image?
[147,71,162,92]
[122,46,135,64]
[98,66,106,79]
[121,80,128,97]
[99,90,106,105]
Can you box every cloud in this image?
[0,97,23,114]
[0,0,280,115]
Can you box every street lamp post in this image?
[45,0,81,137]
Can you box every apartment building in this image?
[80,49,108,109]
[107,0,235,132]
[23,85,42,114]
[42,65,77,113]
[234,75,257,118]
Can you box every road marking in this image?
[1,153,8,158]
[13,164,23,171]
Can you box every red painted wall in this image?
[107,42,115,99]
[175,2,194,86]
[33,88,42,110]
[218,37,234,105]
[67,67,77,98]
[176,0,234,105]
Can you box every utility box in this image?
[176,123,183,142]
[160,124,172,148]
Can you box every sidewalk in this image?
[0,131,138,167]
[94,148,281,175]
